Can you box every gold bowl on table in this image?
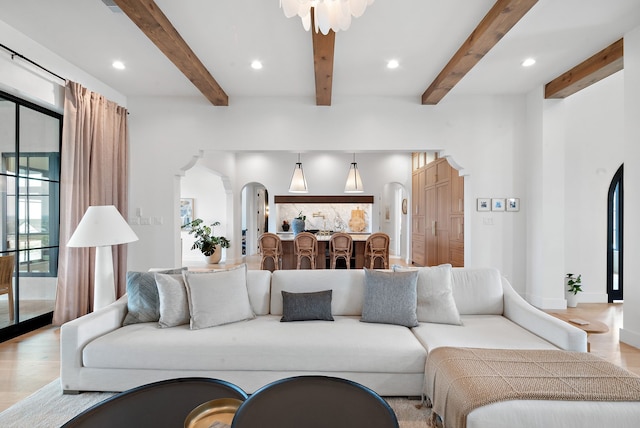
[184,397,244,428]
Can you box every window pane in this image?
[0,99,16,176]
[19,106,60,153]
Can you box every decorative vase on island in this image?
[292,219,305,235]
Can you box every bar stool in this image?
[294,232,318,269]
[0,254,15,320]
[258,233,282,272]
[364,232,390,269]
[329,233,352,269]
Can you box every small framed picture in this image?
[506,198,520,212]
[491,198,506,212]
[477,198,491,212]
[180,198,194,225]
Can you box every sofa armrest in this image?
[502,279,587,352]
[60,295,128,392]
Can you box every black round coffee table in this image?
[61,377,248,428]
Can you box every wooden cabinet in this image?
[411,169,426,265]
[411,156,464,267]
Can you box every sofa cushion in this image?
[411,314,558,352]
[183,264,255,329]
[393,264,461,325]
[82,316,427,374]
[451,268,504,315]
[361,269,419,327]
[281,290,334,322]
[122,268,186,326]
[271,270,365,316]
[155,273,190,328]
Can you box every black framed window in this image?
[0,90,61,340]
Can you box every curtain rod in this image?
[0,43,66,82]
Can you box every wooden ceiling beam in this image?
[421,0,538,105]
[311,18,336,106]
[113,0,228,106]
[545,39,623,99]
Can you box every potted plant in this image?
[566,273,582,307]
[182,218,230,264]
[292,212,306,235]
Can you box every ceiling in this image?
[1,0,640,105]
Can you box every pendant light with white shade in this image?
[289,153,309,193]
[344,153,364,193]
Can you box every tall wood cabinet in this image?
[411,154,464,267]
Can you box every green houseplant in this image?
[566,273,582,307]
[182,219,230,262]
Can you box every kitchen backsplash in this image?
[277,203,372,233]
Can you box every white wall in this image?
[621,27,640,348]
[564,71,625,303]
[0,20,125,111]
[126,95,528,293]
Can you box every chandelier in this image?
[280,0,375,35]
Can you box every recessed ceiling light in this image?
[112,60,125,70]
[521,58,536,67]
[387,59,399,69]
[251,60,263,70]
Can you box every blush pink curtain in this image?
[53,81,129,325]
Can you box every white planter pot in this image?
[566,293,579,308]
[205,245,222,264]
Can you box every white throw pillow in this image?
[183,264,255,329]
[394,264,462,325]
[155,273,190,328]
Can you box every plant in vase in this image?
[292,212,306,235]
[182,218,230,263]
[566,273,582,307]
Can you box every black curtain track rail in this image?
[0,43,66,82]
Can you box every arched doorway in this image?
[241,182,269,257]
[607,164,623,302]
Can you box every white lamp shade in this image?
[289,162,309,193]
[344,162,364,193]
[67,205,138,247]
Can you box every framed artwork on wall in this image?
[491,198,506,211]
[477,198,491,212]
[180,198,194,225]
[506,198,520,212]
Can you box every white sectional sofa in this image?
[60,266,587,397]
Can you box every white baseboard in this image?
[525,293,567,310]
[620,328,640,350]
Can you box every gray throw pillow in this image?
[123,268,187,326]
[361,268,419,327]
[281,290,334,322]
[183,264,255,329]
[393,264,462,325]
[155,273,190,328]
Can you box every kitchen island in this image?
[277,233,371,269]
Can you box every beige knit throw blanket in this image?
[424,347,640,428]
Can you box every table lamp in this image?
[67,205,138,310]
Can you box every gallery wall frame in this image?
[477,198,490,211]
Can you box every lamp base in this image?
[94,245,116,310]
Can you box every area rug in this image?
[0,379,431,427]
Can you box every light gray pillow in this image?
[281,290,334,322]
[361,268,419,327]
[393,264,461,325]
[183,264,255,330]
[155,273,190,328]
[123,268,187,326]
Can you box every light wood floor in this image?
[1,269,639,413]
